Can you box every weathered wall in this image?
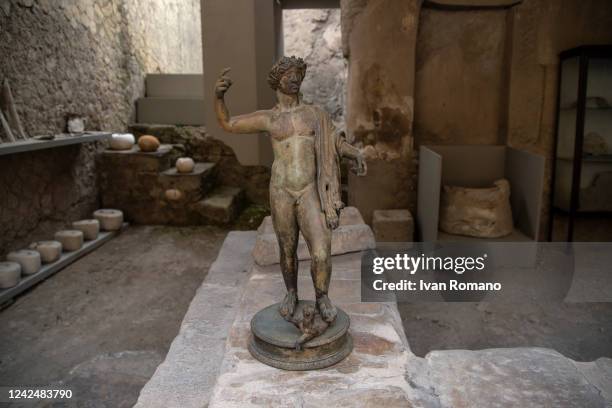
[342,0,612,234]
[414,7,508,146]
[283,8,347,128]
[0,0,202,256]
[342,0,421,223]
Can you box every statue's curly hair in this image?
[267,56,307,90]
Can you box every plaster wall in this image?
[201,0,279,167]
[342,0,421,222]
[0,0,202,256]
[414,7,508,146]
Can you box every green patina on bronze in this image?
[214,56,365,370]
[249,301,352,371]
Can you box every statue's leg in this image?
[296,185,336,323]
[270,185,299,319]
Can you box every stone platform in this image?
[135,232,612,408]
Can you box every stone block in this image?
[160,162,216,196]
[251,206,376,266]
[100,145,174,173]
[348,158,415,225]
[195,186,244,225]
[372,209,414,242]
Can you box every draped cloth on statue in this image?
[310,105,345,230]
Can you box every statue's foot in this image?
[317,294,337,323]
[279,290,298,320]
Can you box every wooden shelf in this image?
[0,132,111,156]
[0,223,127,304]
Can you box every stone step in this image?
[128,123,194,145]
[146,74,204,98]
[99,144,176,174]
[195,186,245,225]
[160,162,217,199]
[136,97,206,126]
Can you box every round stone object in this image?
[54,230,84,252]
[6,249,41,275]
[30,241,62,264]
[138,135,160,152]
[93,209,123,231]
[249,301,352,371]
[0,262,21,288]
[165,189,183,202]
[175,157,195,173]
[110,133,135,150]
[72,219,100,241]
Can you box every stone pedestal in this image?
[348,158,415,225]
[252,207,375,266]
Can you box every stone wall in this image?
[341,0,612,234]
[283,8,347,128]
[0,0,202,256]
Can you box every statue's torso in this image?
[268,105,317,192]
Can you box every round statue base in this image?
[248,301,352,371]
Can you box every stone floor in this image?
[138,232,612,407]
[399,302,612,361]
[0,225,228,408]
[2,227,611,407]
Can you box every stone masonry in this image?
[0,0,202,257]
[284,9,347,129]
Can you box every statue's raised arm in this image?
[214,67,269,134]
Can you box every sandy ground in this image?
[399,302,612,361]
[0,225,228,408]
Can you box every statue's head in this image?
[302,304,315,321]
[268,56,307,95]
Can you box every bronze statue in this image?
[289,303,329,351]
[215,56,365,369]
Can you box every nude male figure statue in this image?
[214,56,366,324]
